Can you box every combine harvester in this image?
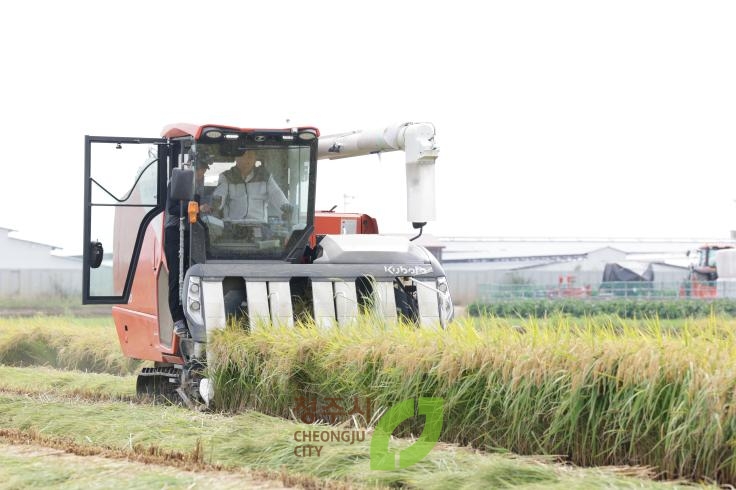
[82,122,453,406]
[680,244,734,298]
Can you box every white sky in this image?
[2,1,736,254]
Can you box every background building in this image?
[441,237,728,304]
[0,226,81,297]
[3,224,733,306]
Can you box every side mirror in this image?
[170,168,195,201]
[89,241,104,268]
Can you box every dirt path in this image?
[0,440,291,489]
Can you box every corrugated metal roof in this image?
[443,259,558,271]
[2,228,63,250]
[439,237,736,262]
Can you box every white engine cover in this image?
[314,235,431,264]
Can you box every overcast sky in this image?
[2,1,735,253]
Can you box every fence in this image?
[477,281,708,302]
[0,269,712,304]
[444,268,692,305]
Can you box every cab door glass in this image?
[84,137,165,302]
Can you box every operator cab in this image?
[181,128,318,262]
[82,124,319,304]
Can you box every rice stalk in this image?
[208,314,736,485]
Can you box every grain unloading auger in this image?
[82,122,453,406]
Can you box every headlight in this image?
[186,276,203,324]
[437,277,454,327]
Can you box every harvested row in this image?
[208,315,736,485]
[0,372,692,490]
[0,440,294,490]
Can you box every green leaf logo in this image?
[370,397,443,470]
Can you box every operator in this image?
[165,157,211,338]
[211,150,292,226]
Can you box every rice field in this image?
[0,313,733,487]
[0,316,139,375]
[208,314,736,484]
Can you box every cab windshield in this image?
[192,142,313,260]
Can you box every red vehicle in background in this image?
[679,244,734,298]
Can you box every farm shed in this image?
[0,226,82,297]
[440,238,700,304]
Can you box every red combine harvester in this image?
[680,244,734,298]
[83,122,453,405]
[312,211,378,248]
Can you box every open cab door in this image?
[83,136,169,304]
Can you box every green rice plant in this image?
[208,314,736,485]
[467,299,736,319]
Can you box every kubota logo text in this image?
[384,265,432,275]
[370,397,444,470]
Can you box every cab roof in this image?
[161,123,320,139]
